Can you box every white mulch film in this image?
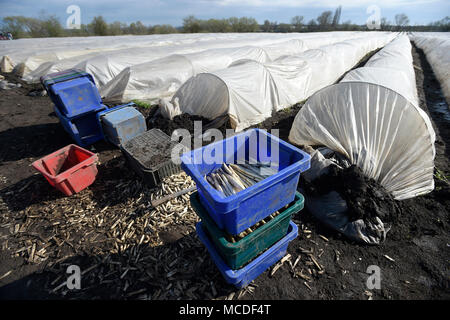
[411,32,450,105]
[3,31,359,81]
[289,35,436,200]
[174,33,396,131]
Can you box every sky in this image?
[0,0,449,27]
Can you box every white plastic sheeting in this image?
[74,37,300,86]
[174,33,395,132]
[411,32,450,104]
[261,59,311,111]
[98,33,380,103]
[22,36,279,84]
[20,32,369,85]
[99,46,271,103]
[289,35,436,200]
[1,33,285,73]
[275,35,395,97]
[174,60,277,130]
[0,55,14,73]
[15,32,358,84]
[13,48,121,77]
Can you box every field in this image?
[0,40,448,300]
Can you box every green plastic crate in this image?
[190,191,304,270]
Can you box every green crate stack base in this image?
[191,191,304,270]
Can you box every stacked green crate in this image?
[190,191,304,270]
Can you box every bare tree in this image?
[261,19,277,32]
[317,11,333,29]
[381,17,390,31]
[291,15,304,31]
[395,13,410,30]
[332,6,342,26]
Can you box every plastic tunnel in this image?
[289,35,436,200]
[411,33,450,105]
[99,46,271,103]
[174,33,395,132]
[18,32,367,85]
[19,34,315,84]
[2,33,281,74]
[173,59,277,131]
[98,33,373,103]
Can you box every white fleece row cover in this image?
[21,32,367,86]
[289,35,436,200]
[8,32,359,80]
[2,33,296,74]
[173,33,395,131]
[411,32,450,105]
[21,35,296,84]
[99,33,376,103]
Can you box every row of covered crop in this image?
[1,33,285,73]
[99,33,394,103]
[21,32,373,86]
[172,33,396,131]
[1,32,363,77]
[411,32,450,104]
[289,35,436,201]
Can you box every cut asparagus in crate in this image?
[205,162,279,197]
[181,128,311,235]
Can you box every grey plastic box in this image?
[98,104,146,147]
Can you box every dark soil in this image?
[306,165,401,224]
[148,100,304,144]
[144,143,173,168]
[0,42,449,300]
[148,112,234,149]
[150,113,212,136]
[122,129,177,170]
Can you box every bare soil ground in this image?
[0,43,448,300]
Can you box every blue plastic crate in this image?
[54,105,106,147]
[42,70,103,119]
[181,128,310,235]
[41,69,96,88]
[196,220,298,288]
[97,103,147,147]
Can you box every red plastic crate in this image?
[32,144,98,196]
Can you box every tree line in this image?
[1,15,178,38]
[1,9,449,39]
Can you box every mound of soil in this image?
[252,102,304,142]
[306,165,401,225]
[149,113,225,136]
